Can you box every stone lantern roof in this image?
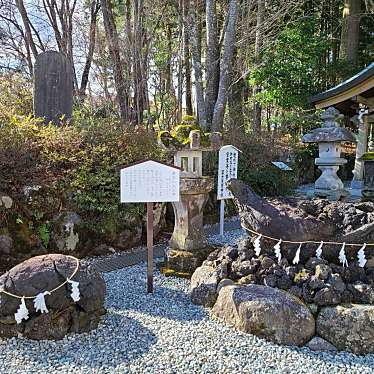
[302,107,356,144]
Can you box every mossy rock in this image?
[5,214,42,253]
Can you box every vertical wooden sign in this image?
[120,160,180,293]
[217,146,241,236]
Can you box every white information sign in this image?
[217,145,240,200]
[120,160,180,203]
[120,159,180,293]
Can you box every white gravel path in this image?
[1,228,374,373]
[1,259,374,374]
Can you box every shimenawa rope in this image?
[0,255,80,300]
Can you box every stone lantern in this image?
[302,107,356,200]
[166,130,221,273]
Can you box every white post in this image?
[220,200,225,236]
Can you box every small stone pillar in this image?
[360,153,374,199]
[351,108,369,189]
[166,131,218,273]
[302,107,356,200]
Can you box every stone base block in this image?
[314,188,349,201]
[165,248,212,274]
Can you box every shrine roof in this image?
[309,62,374,116]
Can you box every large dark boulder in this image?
[0,254,106,340]
[213,284,315,346]
[227,179,374,263]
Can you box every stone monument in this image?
[302,107,356,200]
[33,51,73,124]
[164,130,220,273]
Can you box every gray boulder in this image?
[0,194,13,209]
[116,225,142,250]
[51,212,82,253]
[317,304,374,354]
[305,337,337,352]
[313,287,341,306]
[212,285,315,346]
[0,254,106,340]
[217,278,235,293]
[190,265,219,307]
[0,235,13,255]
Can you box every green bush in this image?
[239,165,296,197]
[0,74,33,122]
[223,131,298,197]
[0,104,165,247]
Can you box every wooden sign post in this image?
[120,160,180,293]
[217,145,241,237]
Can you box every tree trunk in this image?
[100,0,129,123]
[339,0,361,66]
[228,47,244,135]
[177,0,184,122]
[133,0,145,125]
[188,0,207,128]
[228,78,244,133]
[183,0,193,115]
[211,0,239,132]
[205,0,220,128]
[79,0,100,101]
[253,0,264,133]
[15,0,38,62]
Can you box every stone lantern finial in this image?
[189,130,201,149]
[320,107,344,128]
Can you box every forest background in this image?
[0,0,373,266]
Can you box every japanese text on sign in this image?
[120,160,180,203]
[217,145,240,200]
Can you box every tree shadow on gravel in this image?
[294,345,374,368]
[14,311,157,370]
[107,283,207,323]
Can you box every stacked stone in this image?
[193,237,374,307]
[190,237,374,354]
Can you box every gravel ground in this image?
[1,229,374,374]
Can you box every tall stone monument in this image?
[33,51,73,124]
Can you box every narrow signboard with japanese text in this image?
[217,146,241,236]
[217,145,240,200]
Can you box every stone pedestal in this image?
[166,176,214,273]
[314,157,348,200]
